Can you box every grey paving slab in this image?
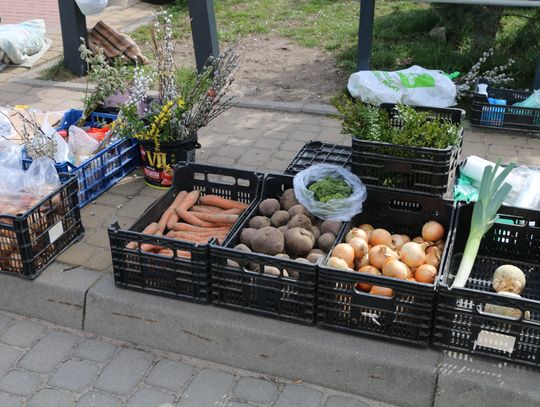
[0,344,23,375]
[325,395,370,407]
[127,388,175,407]
[0,320,46,348]
[27,388,76,407]
[274,384,323,407]
[18,331,80,373]
[0,369,42,396]
[76,391,121,407]
[145,360,193,392]
[0,314,12,332]
[48,359,100,392]
[178,369,236,407]
[93,349,153,395]
[74,339,117,363]
[0,392,22,407]
[233,377,278,404]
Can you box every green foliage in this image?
[309,176,353,203]
[332,95,461,149]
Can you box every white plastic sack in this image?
[293,164,367,221]
[75,0,108,15]
[0,20,47,65]
[68,125,99,166]
[347,65,457,108]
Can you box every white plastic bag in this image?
[75,0,108,16]
[22,157,60,197]
[68,125,100,166]
[0,140,22,170]
[347,65,457,108]
[293,164,367,221]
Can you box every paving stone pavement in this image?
[0,310,394,407]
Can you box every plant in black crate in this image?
[112,12,239,189]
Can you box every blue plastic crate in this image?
[23,109,140,207]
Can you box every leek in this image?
[451,161,516,289]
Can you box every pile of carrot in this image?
[126,190,249,258]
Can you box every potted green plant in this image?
[112,13,238,189]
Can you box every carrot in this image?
[157,191,187,231]
[166,213,179,230]
[158,249,174,257]
[221,208,243,215]
[171,222,231,233]
[142,222,160,235]
[177,250,191,258]
[189,211,239,225]
[178,190,200,211]
[141,243,163,252]
[175,208,216,228]
[190,205,222,214]
[199,195,249,210]
[168,231,227,243]
[126,241,138,249]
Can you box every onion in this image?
[331,243,355,268]
[412,236,424,244]
[414,264,438,283]
[355,265,382,292]
[391,234,407,250]
[425,246,441,269]
[370,285,394,297]
[369,245,399,269]
[327,256,350,270]
[436,239,445,252]
[399,242,426,268]
[401,235,411,244]
[359,253,370,268]
[359,224,374,241]
[348,238,369,260]
[345,228,368,243]
[422,221,445,242]
[370,228,392,246]
[382,259,411,280]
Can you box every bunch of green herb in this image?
[309,176,353,203]
[333,95,461,149]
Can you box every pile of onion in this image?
[326,221,446,297]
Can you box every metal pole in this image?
[188,0,220,73]
[356,0,376,71]
[534,54,540,90]
[58,0,87,76]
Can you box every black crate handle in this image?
[351,286,396,312]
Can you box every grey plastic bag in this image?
[293,164,367,221]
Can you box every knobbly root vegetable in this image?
[285,228,315,257]
[264,266,289,277]
[279,188,299,210]
[278,225,289,235]
[310,226,321,241]
[492,265,526,294]
[288,214,312,230]
[275,253,290,259]
[321,220,342,236]
[317,233,336,253]
[270,211,289,227]
[251,227,285,255]
[288,204,311,220]
[248,216,272,230]
[258,198,281,216]
[199,195,249,210]
[239,228,257,248]
[307,252,325,263]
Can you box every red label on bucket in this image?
[140,145,173,189]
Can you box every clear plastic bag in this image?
[0,140,22,170]
[22,157,60,197]
[68,125,100,166]
[75,0,108,15]
[41,114,69,163]
[293,164,367,221]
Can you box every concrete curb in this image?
[0,266,539,406]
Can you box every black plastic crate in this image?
[284,141,351,175]
[318,187,455,345]
[470,87,540,133]
[351,103,463,197]
[108,163,263,303]
[434,203,540,366]
[210,173,328,324]
[0,174,84,279]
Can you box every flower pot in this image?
[139,133,200,189]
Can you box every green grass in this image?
[40,59,79,81]
[45,1,540,91]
